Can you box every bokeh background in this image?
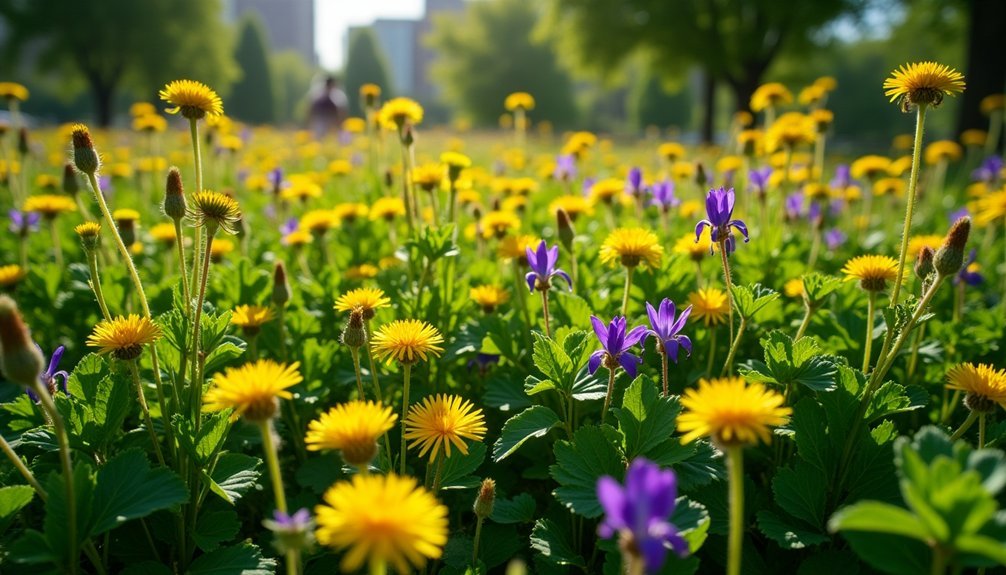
[0,0,1002,150]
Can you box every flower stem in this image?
[0,431,45,496]
[86,250,111,321]
[370,559,388,575]
[794,303,814,341]
[278,307,289,362]
[258,420,299,575]
[248,336,259,362]
[862,291,876,373]
[601,367,616,425]
[189,224,217,422]
[950,410,978,441]
[364,323,383,402]
[30,378,77,575]
[400,363,412,474]
[726,445,745,575]
[431,450,445,492]
[890,104,928,307]
[719,241,736,352]
[541,289,552,338]
[621,266,635,317]
[472,516,484,567]
[49,219,63,270]
[129,360,165,466]
[661,349,669,397]
[721,317,747,377]
[706,326,717,377]
[188,118,204,302]
[978,413,986,448]
[173,219,191,310]
[350,347,366,399]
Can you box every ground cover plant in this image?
[0,65,1005,575]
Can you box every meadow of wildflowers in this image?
[0,65,1005,575]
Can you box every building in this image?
[344,0,464,99]
[223,0,317,65]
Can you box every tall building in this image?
[224,0,316,65]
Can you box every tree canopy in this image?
[428,0,579,128]
[228,15,276,124]
[344,29,393,117]
[0,0,236,126]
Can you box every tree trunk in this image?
[956,0,1006,150]
[728,70,763,116]
[700,71,717,145]
[89,76,116,128]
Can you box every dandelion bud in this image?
[934,216,971,278]
[341,309,367,348]
[71,124,100,175]
[963,392,996,414]
[695,162,708,188]
[914,246,934,281]
[75,222,101,253]
[401,123,415,147]
[272,261,292,307]
[17,127,28,156]
[163,167,187,220]
[473,478,496,520]
[62,163,79,196]
[0,295,44,388]
[383,168,394,189]
[114,209,139,247]
[556,208,575,251]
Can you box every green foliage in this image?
[628,70,693,131]
[530,518,587,569]
[732,283,780,320]
[228,15,276,124]
[493,405,562,461]
[0,485,35,535]
[186,543,276,574]
[89,449,188,536]
[742,330,839,392]
[428,0,579,127]
[550,425,624,518]
[615,376,680,460]
[344,28,393,116]
[830,427,1006,573]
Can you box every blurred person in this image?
[307,75,347,137]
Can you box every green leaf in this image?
[440,441,487,489]
[482,369,532,411]
[192,509,240,552]
[671,496,710,553]
[0,485,36,534]
[836,530,931,575]
[797,550,861,575]
[89,449,188,536]
[731,282,779,320]
[523,375,558,396]
[43,463,95,567]
[772,462,827,528]
[742,330,838,392]
[202,339,246,374]
[186,542,276,575]
[757,510,828,549]
[207,453,261,504]
[866,382,927,423]
[955,533,1006,565]
[532,332,573,390]
[801,273,842,305]
[530,518,586,568]
[615,376,680,459]
[550,425,624,518]
[493,406,561,462]
[828,501,930,541]
[174,411,231,466]
[121,561,174,575]
[294,454,341,495]
[490,493,536,524]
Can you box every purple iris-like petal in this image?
[831,164,851,189]
[554,270,573,291]
[825,228,847,251]
[698,188,747,255]
[730,219,750,241]
[748,167,772,192]
[525,271,538,294]
[645,299,693,364]
[597,475,627,536]
[694,220,711,243]
[525,241,572,293]
[623,325,648,349]
[589,315,645,377]
[627,167,644,196]
[554,154,576,181]
[619,353,642,378]
[588,350,605,375]
[955,249,984,286]
[581,177,596,196]
[280,217,299,236]
[971,156,1003,183]
[649,180,678,209]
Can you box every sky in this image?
[315,0,424,70]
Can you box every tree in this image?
[0,0,236,126]
[543,0,866,142]
[272,51,316,125]
[629,71,693,133]
[344,29,393,117]
[428,0,578,128]
[955,0,1006,145]
[228,15,276,124]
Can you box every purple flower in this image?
[807,201,824,227]
[525,240,573,293]
[9,209,40,236]
[824,228,847,251]
[971,156,1003,184]
[648,180,679,211]
[948,207,970,226]
[626,167,646,197]
[581,176,596,196]
[588,315,647,378]
[554,154,576,182]
[270,508,311,530]
[26,345,69,403]
[597,458,688,572]
[748,167,772,194]
[263,508,314,553]
[784,192,804,221]
[695,187,749,255]
[954,249,984,286]
[830,164,851,190]
[645,299,692,363]
[467,353,500,376]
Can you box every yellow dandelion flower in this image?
[305,400,397,465]
[504,92,535,111]
[980,94,1005,116]
[343,117,366,133]
[733,110,754,127]
[335,287,391,319]
[404,394,487,461]
[440,151,471,170]
[86,314,162,360]
[203,360,302,422]
[945,363,1006,411]
[589,178,626,204]
[113,208,140,222]
[679,200,702,219]
[973,190,1006,226]
[671,161,696,181]
[379,97,424,129]
[159,79,223,120]
[764,112,816,152]
[924,140,963,165]
[210,238,235,261]
[411,163,444,192]
[678,377,792,446]
[750,82,793,112]
[716,156,745,174]
[892,134,915,151]
[960,129,987,147]
[315,473,448,574]
[360,83,382,101]
[784,278,804,298]
[149,223,177,244]
[470,285,509,313]
[23,194,76,218]
[231,305,275,332]
[132,114,167,133]
[688,288,730,326]
[599,227,663,269]
[890,156,913,178]
[283,229,313,247]
[190,190,240,233]
[482,210,521,239]
[798,84,826,107]
[737,130,763,155]
[328,159,352,176]
[883,61,965,110]
[674,233,714,262]
[0,82,29,101]
[548,195,594,220]
[842,254,899,292]
[498,234,540,261]
[281,178,323,202]
[907,235,944,260]
[130,102,156,117]
[850,155,891,180]
[0,264,26,288]
[873,177,906,197]
[332,202,369,223]
[370,197,406,221]
[345,264,379,280]
[371,320,444,365]
[300,210,338,233]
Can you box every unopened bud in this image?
[0,295,44,387]
[116,219,136,247]
[74,222,101,253]
[62,163,79,196]
[473,478,496,520]
[695,162,708,188]
[341,309,367,348]
[272,261,292,307]
[964,391,996,414]
[556,208,575,250]
[914,247,934,281]
[71,124,100,175]
[384,169,394,189]
[401,123,415,147]
[934,217,971,278]
[17,127,28,156]
[163,167,187,220]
